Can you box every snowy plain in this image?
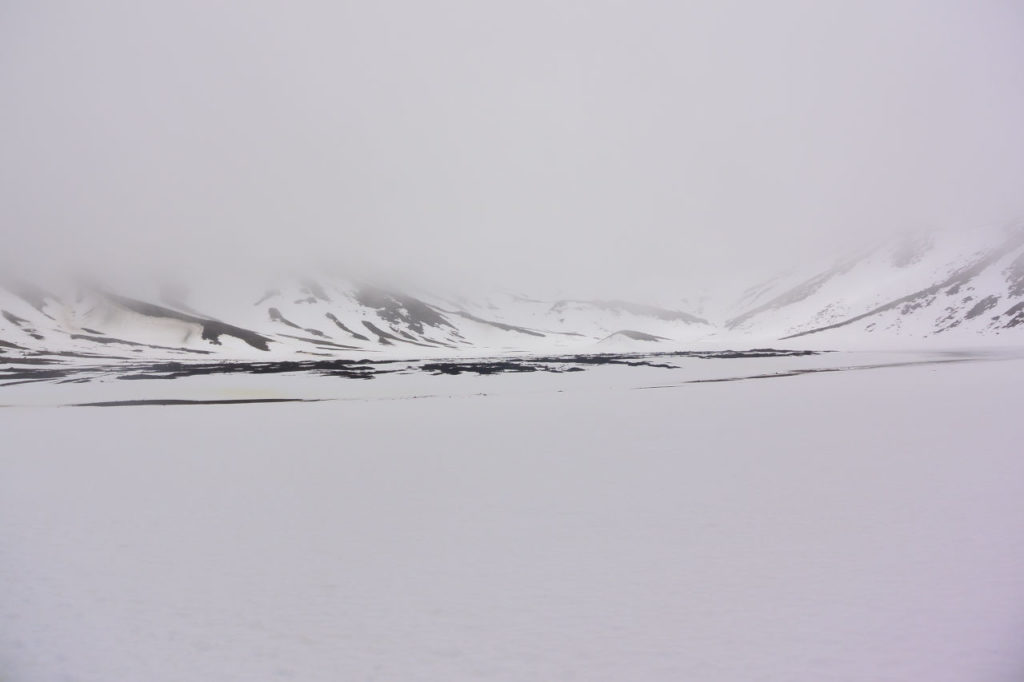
[1,350,1023,681]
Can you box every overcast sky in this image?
[2,0,1022,296]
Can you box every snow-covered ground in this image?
[2,351,1023,681]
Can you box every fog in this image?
[2,0,1022,297]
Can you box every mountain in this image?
[726,225,1024,343]
[3,225,1023,360]
[0,277,714,360]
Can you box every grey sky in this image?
[2,0,1022,295]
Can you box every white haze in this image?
[2,0,1023,297]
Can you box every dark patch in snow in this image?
[0,356,62,365]
[2,310,29,326]
[268,307,328,339]
[361,321,440,348]
[76,397,321,407]
[965,295,999,319]
[600,330,669,342]
[421,361,543,376]
[355,287,453,334]
[362,320,394,345]
[325,314,370,341]
[69,334,213,354]
[112,358,388,381]
[530,354,677,369]
[1003,302,1024,327]
[268,307,300,328]
[449,310,547,337]
[276,333,361,350]
[104,293,271,350]
[1,366,78,384]
[637,356,985,389]
[416,349,812,376]
[784,230,1024,339]
[0,348,823,390]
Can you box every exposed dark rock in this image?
[104,293,272,350]
[362,320,394,345]
[276,333,360,350]
[268,307,298,327]
[2,310,29,326]
[421,361,542,376]
[450,310,547,337]
[355,287,453,334]
[268,307,328,339]
[76,397,320,407]
[1003,302,1024,327]
[69,334,212,354]
[325,313,370,341]
[361,320,440,348]
[601,330,669,342]
[2,348,823,391]
[965,295,999,320]
[783,230,1024,339]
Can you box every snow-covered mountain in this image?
[726,225,1024,343]
[3,225,1023,360]
[0,276,716,360]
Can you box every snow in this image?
[2,353,1024,681]
[723,225,1024,341]
[4,224,1024,360]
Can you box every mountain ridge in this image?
[3,226,1023,360]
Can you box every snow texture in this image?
[2,353,1023,682]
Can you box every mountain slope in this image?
[0,278,713,360]
[727,226,1024,342]
[3,226,1023,359]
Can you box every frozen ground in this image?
[1,351,1023,681]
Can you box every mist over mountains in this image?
[3,6,1024,681]
[4,1,1024,303]
[3,224,1022,362]
[3,1,1023,359]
